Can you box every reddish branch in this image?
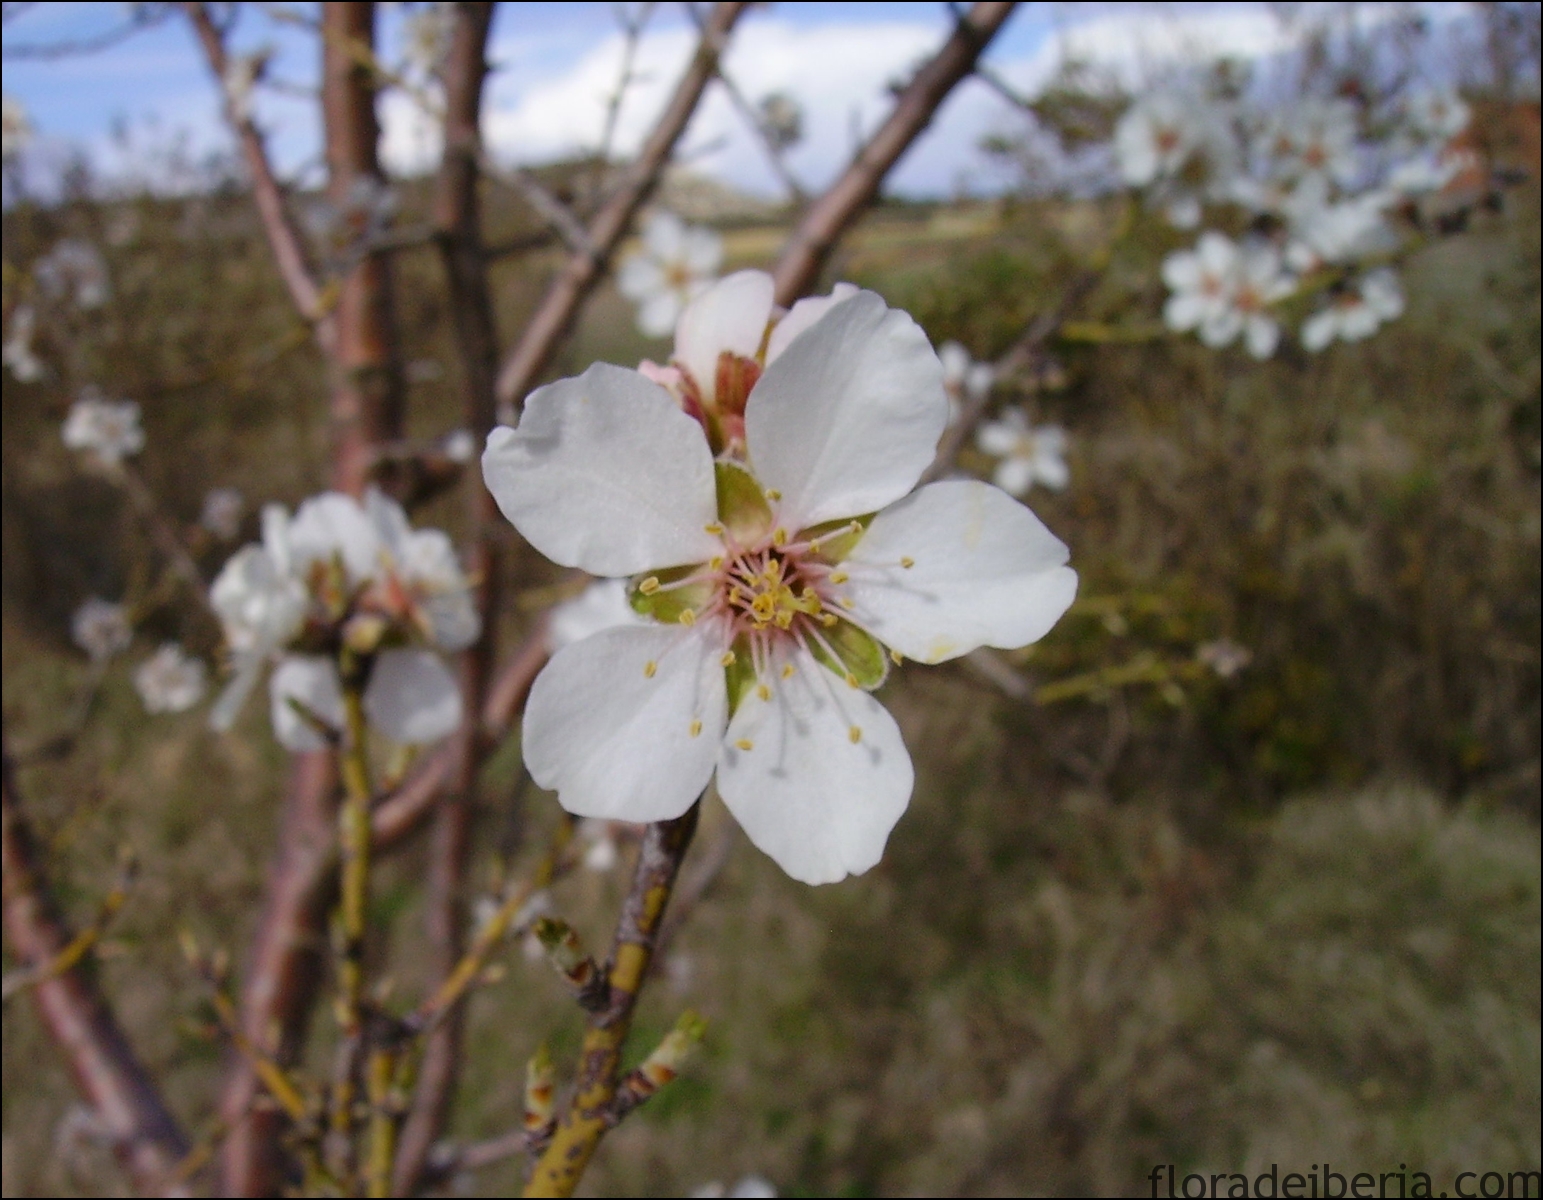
[769,1,1017,306]
[2,741,191,1197]
[184,3,333,347]
[392,4,502,1190]
[492,0,753,412]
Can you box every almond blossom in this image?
[35,239,110,310]
[1301,269,1405,352]
[1163,232,1294,359]
[1114,90,1237,228]
[617,211,723,338]
[975,409,1069,496]
[938,340,994,422]
[209,488,477,749]
[134,644,208,714]
[71,597,132,662]
[200,487,245,540]
[1404,88,1470,144]
[483,286,1077,884]
[62,389,144,466]
[1260,99,1359,189]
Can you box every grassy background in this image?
[1,161,1538,1196]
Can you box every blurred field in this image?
[1,165,1539,1195]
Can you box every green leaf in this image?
[715,461,773,544]
[806,617,889,691]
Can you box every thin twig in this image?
[769,1,1019,307]
[582,2,656,212]
[2,738,191,1197]
[482,156,596,259]
[493,1,753,416]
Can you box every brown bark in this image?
[2,743,191,1197]
[770,1,1018,307]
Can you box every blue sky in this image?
[3,2,1478,199]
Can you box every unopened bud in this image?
[524,1043,555,1134]
[532,917,597,992]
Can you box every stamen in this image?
[772,527,787,546]
[845,673,859,689]
[680,609,696,627]
[704,522,725,536]
[819,613,838,627]
[689,719,703,738]
[735,738,754,751]
[829,571,848,584]
[643,661,657,678]
[709,556,723,570]
[755,683,771,701]
[638,577,661,595]
[781,663,795,679]
[848,725,862,744]
[765,488,781,501]
[720,650,736,667]
[890,648,904,665]
[900,556,915,569]
[838,597,854,609]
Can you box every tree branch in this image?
[769,1,1017,306]
[492,1,753,415]
[2,739,191,1197]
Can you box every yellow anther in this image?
[900,556,915,569]
[848,725,862,744]
[680,609,696,627]
[689,719,703,738]
[845,673,859,689]
[819,613,838,627]
[765,488,781,501]
[709,556,724,570]
[774,610,793,630]
[890,648,904,665]
[838,597,854,609]
[772,527,787,546]
[639,576,661,595]
[781,663,795,679]
[720,650,736,667]
[643,660,658,678]
[735,738,754,751]
[755,684,771,701]
[829,571,849,584]
[704,522,725,536]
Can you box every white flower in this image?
[402,3,454,78]
[617,212,723,338]
[1301,269,1405,352]
[938,340,994,421]
[1197,638,1251,680]
[1261,99,1360,188]
[549,578,646,649]
[1116,91,1240,227]
[1163,232,1294,359]
[1381,150,1470,201]
[72,598,132,662]
[222,48,271,125]
[1405,88,1469,143]
[62,389,144,465]
[1283,190,1396,271]
[441,428,476,463]
[267,649,462,751]
[200,487,244,540]
[483,289,1077,885]
[976,410,1069,496]
[35,239,110,310]
[134,644,208,714]
[2,94,31,161]
[3,305,44,382]
[577,818,620,872]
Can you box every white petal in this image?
[673,270,775,404]
[269,655,344,752]
[991,455,1036,496]
[717,647,912,886]
[643,211,685,259]
[548,578,646,649]
[1164,292,1208,332]
[937,340,970,384]
[763,282,861,366]
[209,654,264,732]
[976,419,1022,457]
[617,255,665,302]
[745,291,947,531]
[365,649,462,744]
[288,493,382,586]
[482,363,720,576]
[637,290,682,338]
[1031,446,1071,491]
[842,480,1077,663]
[523,624,727,822]
[1245,315,1280,359]
[681,226,724,275]
[1161,250,1201,291]
[1301,309,1338,351]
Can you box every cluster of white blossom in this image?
[483,269,1077,884]
[71,597,133,662]
[618,212,724,338]
[61,388,144,466]
[1116,82,1475,356]
[35,238,111,310]
[134,644,208,714]
[208,488,478,751]
[400,2,455,80]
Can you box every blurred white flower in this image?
[548,578,646,650]
[1405,88,1470,143]
[402,3,454,78]
[62,389,144,466]
[307,176,398,261]
[484,288,1077,885]
[1116,91,1205,187]
[1301,269,1405,352]
[1283,187,1396,271]
[938,340,994,422]
[200,487,245,540]
[1163,233,1294,359]
[1262,99,1359,188]
[577,818,620,872]
[693,1177,778,1199]
[976,410,1069,496]
[267,649,461,750]
[134,644,208,714]
[3,305,44,382]
[222,47,271,125]
[36,239,110,310]
[2,93,31,161]
[617,212,722,338]
[1381,150,1471,201]
[72,598,132,662]
[1197,638,1252,680]
[441,428,476,463]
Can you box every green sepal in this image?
[629,565,713,624]
[715,461,773,543]
[806,617,889,691]
[798,513,874,564]
[724,634,758,717]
